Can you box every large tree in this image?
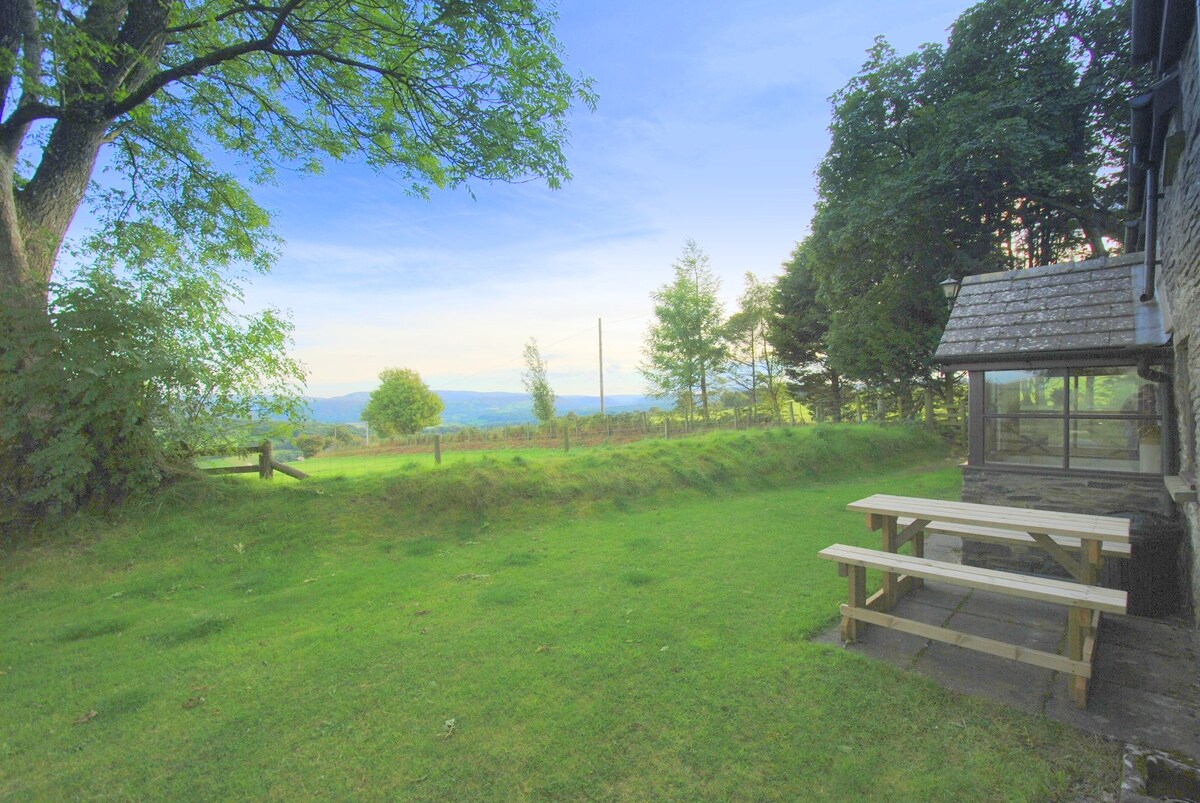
[640,240,725,423]
[800,0,1143,397]
[769,243,846,421]
[362,367,443,437]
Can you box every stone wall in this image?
[1157,28,1200,624]
[961,466,1172,576]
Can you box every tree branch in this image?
[165,3,289,34]
[104,0,305,120]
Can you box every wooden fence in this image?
[201,440,309,480]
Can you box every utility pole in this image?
[598,317,605,417]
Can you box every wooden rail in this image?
[201,440,309,480]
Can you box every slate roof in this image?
[935,252,1172,368]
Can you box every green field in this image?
[1,427,1119,800]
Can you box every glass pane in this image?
[984,417,1064,467]
[984,370,1064,414]
[1068,417,1161,473]
[1070,367,1159,415]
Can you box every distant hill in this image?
[304,391,372,424]
[304,390,657,426]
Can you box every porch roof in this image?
[935,253,1171,369]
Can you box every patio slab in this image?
[812,535,1200,762]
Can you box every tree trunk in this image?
[897,385,915,419]
[0,148,30,294]
[14,118,108,292]
[749,327,757,414]
[1,0,170,299]
[829,370,843,423]
[943,372,957,422]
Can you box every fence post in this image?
[259,440,274,480]
[563,428,570,452]
[664,420,670,439]
[434,434,442,465]
[924,388,935,431]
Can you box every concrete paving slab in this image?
[914,640,1055,715]
[810,585,960,662]
[1046,678,1200,760]
[1095,639,1197,701]
[833,624,930,665]
[957,586,1071,632]
[900,581,971,613]
[1101,612,1200,660]
[913,608,1064,713]
[922,533,962,564]
[814,589,1200,763]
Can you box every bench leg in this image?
[841,564,866,642]
[1067,605,1090,707]
[1082,540,1101,586]
[881,517,899,608]
[911,531,925,589]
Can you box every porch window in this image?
[981,367,1164,473]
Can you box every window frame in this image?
[968,364,1170,476]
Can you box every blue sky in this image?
[235,0,977,398]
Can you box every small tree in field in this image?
[521,338,557,426]
[362,369,443,437]
[722,272,785,423]
[640,240,725,422]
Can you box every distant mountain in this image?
[304,389,657,426]
[304,391,372,423]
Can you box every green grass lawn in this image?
[1,429,1120,800]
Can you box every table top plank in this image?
[847,494,1130,542]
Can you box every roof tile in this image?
[935,253,1170,365]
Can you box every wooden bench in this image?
[896,517,1132,559]
[818,543,1127,707]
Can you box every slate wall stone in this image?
[961,467,1172,576]
[1157,29,1200,624]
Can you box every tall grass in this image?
[296,424,948,518]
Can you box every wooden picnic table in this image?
[847,494,1130,592]
[823,494,1131,707]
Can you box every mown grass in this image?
[1,426,1120,800]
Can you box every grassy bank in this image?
[1,427,1120,800]
[293,423,951,514]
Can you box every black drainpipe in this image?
[1138,356,1170,384]
[1140,164,1159,302]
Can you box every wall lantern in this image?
[939,276,961,304]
